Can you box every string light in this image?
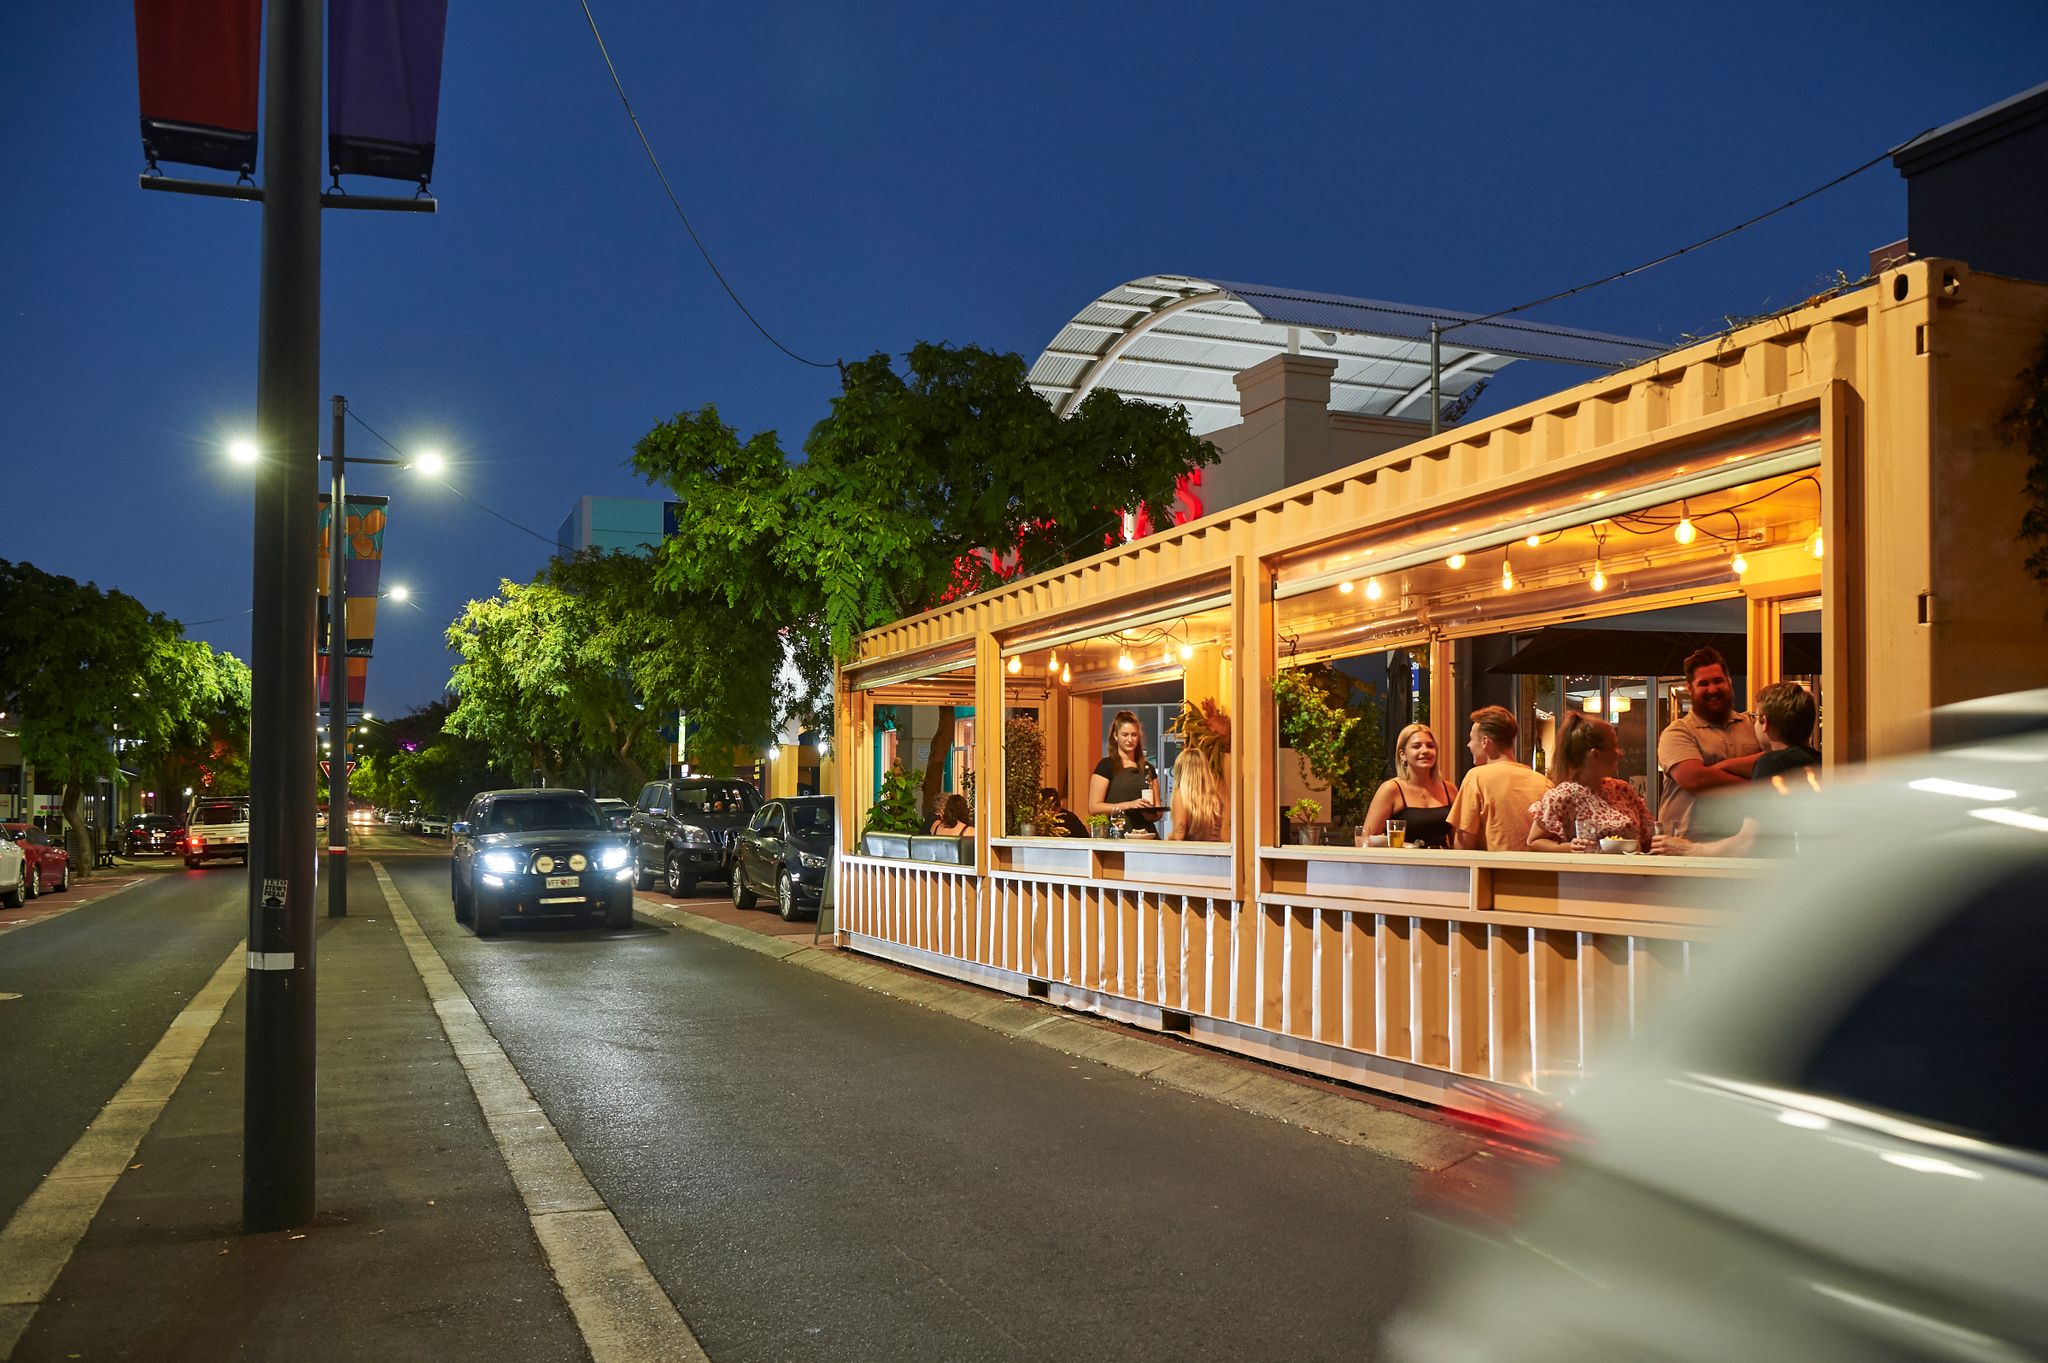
[1047,650,1058,673]
[1500,552,1514,592]
[1591,562,1607,592]
[1117,648,1134,672]
[1060,663,1071,684]
[1007,655,1021,674]
[1674,500,1697,545]
[1591,525,1607,591]
[1612,695,1633,715]
[1178,642,1193,661]
[1524,533,1541,548]
[1808,527,1824,558]
[1364,576,1382,601]
[1446,552,1466,570]
[1338,580,1354,594]
[1730,549,1749,576]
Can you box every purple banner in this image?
[329,0,450,186]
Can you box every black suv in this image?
[629,777,760,897]
[450,789,635,937]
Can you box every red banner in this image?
[134,0,262,173]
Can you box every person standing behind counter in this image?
[1448,705,1554,852]
[1090,709,1161,832]
[1656,646,1763,842]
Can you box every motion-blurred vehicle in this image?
[449,789,633,937]
[1,823,70,898]
[1385,697,2048,1363]
[119,813,181,856]
[183,796,251,868]
[593,797,633,832]
[0,829,29,907]
[731,795,833,921]
[628,777,760,897]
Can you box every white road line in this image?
[0,877,149,937]
[0,941,244,1360]
[370,862,708,1363]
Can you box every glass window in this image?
[1796,861,2048,1156]
[786,801,832,838]
[194,802,247,826]
[487,796,602,833]
[673,783,757,817]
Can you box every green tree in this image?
[0,560,242,873]
[444,581,591,787]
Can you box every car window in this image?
[646,785,670,814]
[674,784,755,817]
[194,803,247,825]
[761,806,784,837]
[1796,859,2048,1157]
[787,804,832,838]
[486,797,602,833]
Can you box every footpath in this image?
[1,856,1476,1363]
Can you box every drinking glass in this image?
[1386,819,1406,849]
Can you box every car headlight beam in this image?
[481,850,520,875]
[598,846,630,870]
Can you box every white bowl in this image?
[1363,833,1390,848]
[1599,837,1640,854]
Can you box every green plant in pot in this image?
[862,764,925,838]
[1004,715,1045,834]
[1285,796,1323,844]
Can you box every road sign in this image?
[318,760,358,779]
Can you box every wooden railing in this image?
[836,840,1766,1110]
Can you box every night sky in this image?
[5,3,2044,714]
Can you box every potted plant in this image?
[861,764,924,858]
[1286,796,1324,845]
[1004,715,1045,835]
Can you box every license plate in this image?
[545,875,579,889]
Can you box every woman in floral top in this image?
[1527,712,1656,852]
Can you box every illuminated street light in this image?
[229,438,259,465]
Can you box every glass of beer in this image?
[1386,819,1406,849]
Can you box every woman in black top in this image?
[1089,709,1161,832]
[1363,722,1458,848]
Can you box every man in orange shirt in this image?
[1447,706,1553,853]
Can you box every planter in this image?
[909,835,972,865]
[861,832,913,859]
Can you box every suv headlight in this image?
[798,852,826,870]
[680,826,713,847]
[598,846,629,870]
[481,851,520,875]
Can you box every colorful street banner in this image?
[329,0,451,186]
[317,494,390,719]
[133,0,262,173]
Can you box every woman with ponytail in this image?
[1527,711,1656,853]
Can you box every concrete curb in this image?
[632,896,1476,1172]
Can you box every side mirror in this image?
[451,821,469,836]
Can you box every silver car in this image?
[1387,696,2048,1362]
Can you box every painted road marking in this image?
[371,862,707,1363]
[0,877,147,937]
[0,942,243,1360]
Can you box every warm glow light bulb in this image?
[1591,563,1607,592]
[1007,655,1021,674]
[1338,580,1354,594]
[1117,649,1134,672]
[1061,664,1071,684]
[1179,643,1193,661]
[1445,552,1466,570]
[1500,560,1514,591]
[1364,576,1382,601]
[1525,533,1541,548]
[1731,551,1749,575]
[1809,528,1824,558]
[1047,650,1058,673]
[1674,516,1696,545]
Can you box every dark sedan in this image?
[119,814,181,856]
[731,795,833,921]
[450,789,635,937]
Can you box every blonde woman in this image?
[1363,723,1458,848]
[1168,749,1226,842]
[1528,712,1655,852]
[1089,709,1161,833]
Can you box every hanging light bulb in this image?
[1808,527,1824,558]
[1525,533,1541,548]
[1047,649,1058,673]
[1591,561,1607,592]
[1178,642,1193,661]
[1674,502,1696,545]
[1446,552,1466,570]
[1117,648,1134,672]
[1500,554,1514,592]
[1162,645,1173,664]
[1613,695,1632,714]
[1007,655,1021,674]
[1731,549,1749,576]
[1364,576,1382,600]
[1060,663,1071,684]
[1338,579,1354,594]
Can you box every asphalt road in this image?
[389,853,1429,1363]
[3,847,1442,1362]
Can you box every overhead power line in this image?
[575,0,839,372]
[345,408,563,550]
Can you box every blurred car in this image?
[119,813,181,856]
[1384,704,2048,1363]
[628,776,760,897]
[1,824,70,898]
[0,832,24,908]
[416,812,450,838]
[449,789,633,937]
[731,795,833,920]
[593,797,633,832]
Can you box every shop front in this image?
[832,259,2048,1111]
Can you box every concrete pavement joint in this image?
[0,940,243,1360]
[374,863,708,1363]
[632,895,1471,1171]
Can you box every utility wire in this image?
[574,0,839,372]
[1451,128,1939,338]
[345,408,562,550]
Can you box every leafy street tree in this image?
[444,581,594,789]
[630,341,1219,812]
[0,560,249,874]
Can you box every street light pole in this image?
[327,395,349,918]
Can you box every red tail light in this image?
[1416,1084,1582,1231]
[188,836,206,850]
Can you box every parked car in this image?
[119,813,181,856]
[628,777,760,897]
[0,832,24,908]
[416,812,450,838]
[1383,705,2048,1363]
[1,823,70,898]
[593,797,633,832]
[449,789,633,937]
[183,795,251,867]
[731,796,833,920]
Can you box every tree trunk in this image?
[920,705,955,827]
[59,780,97,880]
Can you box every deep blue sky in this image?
[4,3,2044,715]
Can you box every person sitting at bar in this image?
[1750,680,1821,792]
[1656,645,1763,842]
[1090,708,1161,833]
[1363,723,1458,848]
[1528,712,1656,853]
[1448,705,1553,852]
[1039,787,1089,838]
[932,792,973,836]
[1167,750,1226,842]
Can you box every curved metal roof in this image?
[1027,274,1667,435]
